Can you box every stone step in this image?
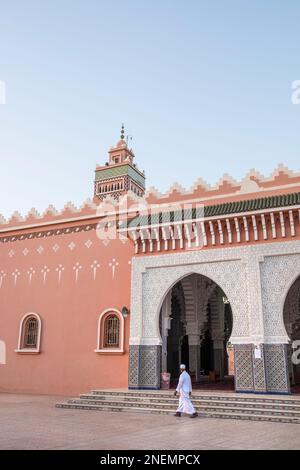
[79,394,300,411]
[56,402,173,415]
[68,398,300,417]
[55,402,300,424]
[90,390,300,405]
[56,390,300,424]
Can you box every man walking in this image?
[174,364,198,418]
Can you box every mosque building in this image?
[1,127,300,397]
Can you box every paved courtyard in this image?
[0,393,300,450]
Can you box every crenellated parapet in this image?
[1,164,300,251]
[146,164,300,204]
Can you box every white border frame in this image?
[15,312,42,354]
[0,340,6,364]
[95,308,125,354]
[130,240,300,348]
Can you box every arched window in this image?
[95,309,124,354]
[16,313,41,353]
[23,316,38,347]
[104,315,119,347]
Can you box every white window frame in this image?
[0,340,6,364]
[15,312,42,354]
[95,308,124,354]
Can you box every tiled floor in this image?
[1,393,300,450]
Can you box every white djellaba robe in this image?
[176,371,196,414]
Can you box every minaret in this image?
[94,125,145,200]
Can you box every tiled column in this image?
[129,345,162,390]
[252,344,267,393]
[264,344,290,394]
[233,343,290,393]
[233,344,255,392]
[233,256,269,393]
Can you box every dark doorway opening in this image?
[161,273,234,391]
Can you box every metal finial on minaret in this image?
[120,123,125,140]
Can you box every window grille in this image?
[103,315,120,347]
[23,317,38,348]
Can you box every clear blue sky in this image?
[0,0,300,218]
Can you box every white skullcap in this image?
[180,364,186,369]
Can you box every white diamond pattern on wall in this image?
[85,239,93,249]
[37,245,44,254]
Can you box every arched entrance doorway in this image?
[160,273,234,390]
[283,275,300,392]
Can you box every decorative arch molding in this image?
[95,308,125,354]
[153,270,239,344]
[283,277,300,340]
[129,240,300,391]
[131,251,250,347]
[15,312,42,354]
[260,253,300,343]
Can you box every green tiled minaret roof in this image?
[128,192,300,228]
[95,163,145,189]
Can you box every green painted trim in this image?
[128,192,300,228]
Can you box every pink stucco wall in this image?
[0,228,133,396]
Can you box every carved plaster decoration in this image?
[27,267,35,285]
[12,269,20,286]
[73,262,82,282]
[91,260,100,280]
[130,240,300,347]
[109,259,119,278]
[0,270,6,288]
[56,264,65,284]
[41,266,50,284]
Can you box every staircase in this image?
[56,390,300,424]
